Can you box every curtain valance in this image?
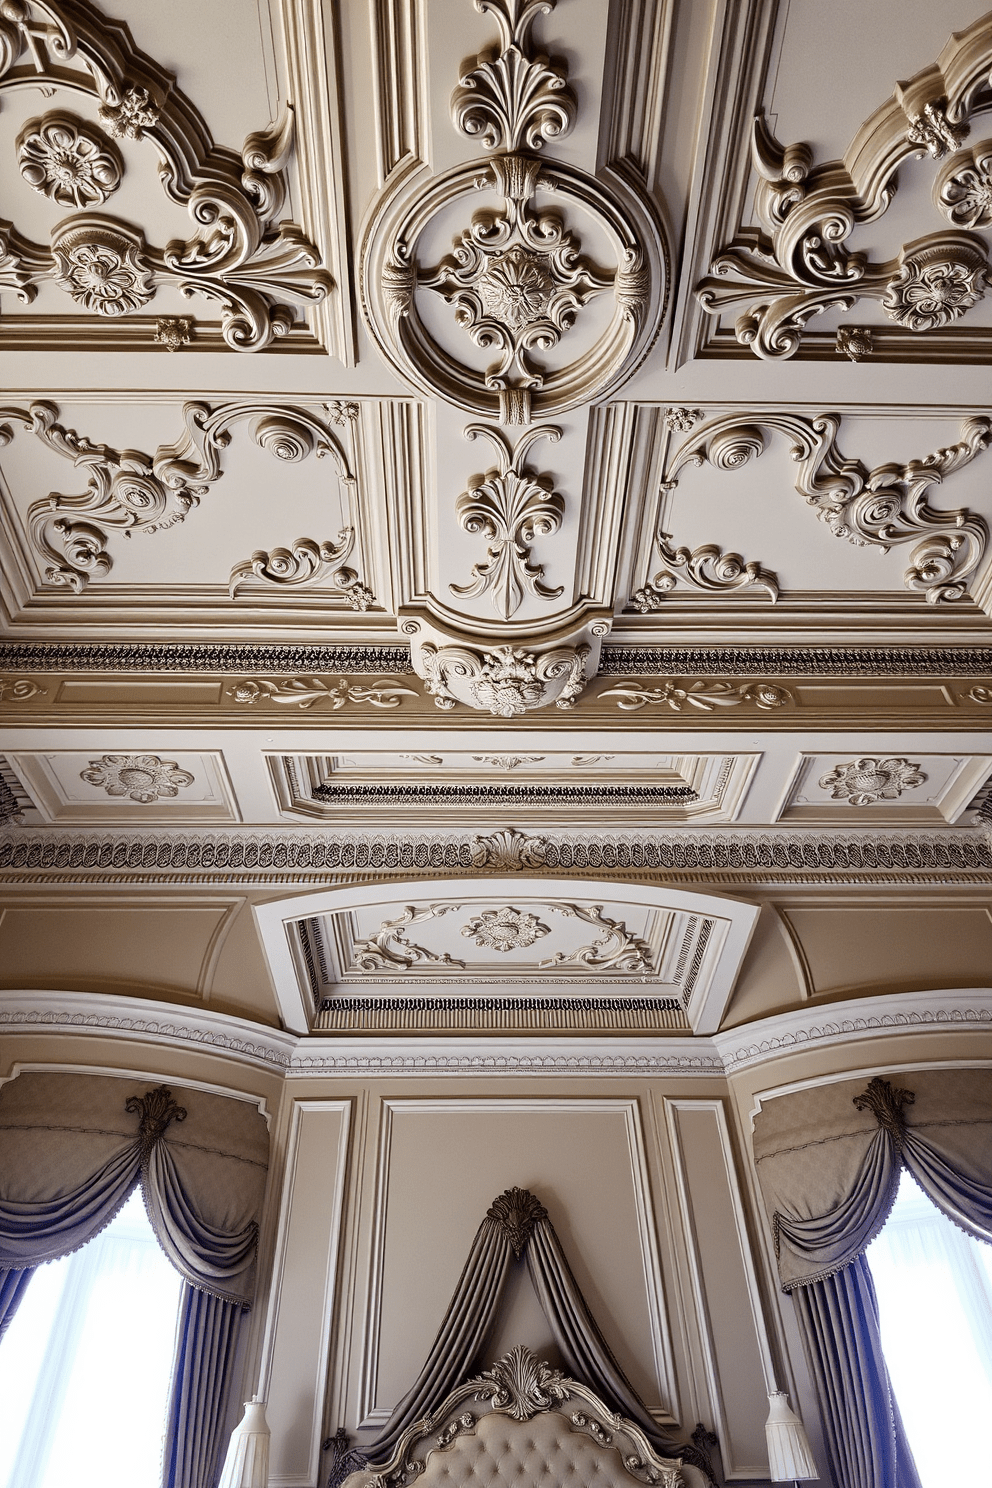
[0,1071,269,1306]
[753,1069,992,1290]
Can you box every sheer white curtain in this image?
[867,1171,992,1488]
[0,1188,183,1488]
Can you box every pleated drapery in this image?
[364,1187,712,1479]
[0,1071,270,1488]
[753,1071,992,1488]
[163,1285,246,1488]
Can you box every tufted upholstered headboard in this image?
[342,1347,709,1488]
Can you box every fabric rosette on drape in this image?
[0,1071,269,1488]
[360,1186,713,1482]
[753,1070,992,1488]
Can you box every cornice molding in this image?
[598,646,992,677]
[3,988,989,1082]
[714,987,992,1074]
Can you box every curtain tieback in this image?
[124,1085,188,1165]
[852,1077,915,1153]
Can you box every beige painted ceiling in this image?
[1,0,991,1035]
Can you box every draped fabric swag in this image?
[363,1187,712,1479]
[753,1070,992,1488]
[0,1071,269,1488]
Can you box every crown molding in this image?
[713,987,992,1074]
[3,987,989,1083]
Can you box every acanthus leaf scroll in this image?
[0,400,363,595]
[451,425,564,619]
[0,5,331,350]
[659,411,991,604]
[695,17,992,358]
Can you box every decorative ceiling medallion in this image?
[361,0,666,423]
[451,425,564,619]
[696,15,992,357]
[50,217,154,315]
[818,758,927,806]
[660,412,991,605]
[79,753,193,803]
[17,113,123,209]
[462,907,550,951]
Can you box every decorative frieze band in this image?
[4,643,990,677]
[1,826,989,884]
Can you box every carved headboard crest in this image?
[486,1186,549,1256]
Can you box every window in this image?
[0,1188,184,1488]
[867,1171,992,1488]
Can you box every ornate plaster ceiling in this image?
[1,0,991,1034]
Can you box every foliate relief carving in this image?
[485,1189,549,1257]
[818,757,927,806]
[0,0,330,351]
[230,530,377,609]
[665,407,701,433]
[98,87,160,141]
[473,755,545,770]
[362,0,664,425]
[470,828,550,871]
[906,100,968,160]
[630,534,778,610]
[420,642,588,716]
[600,680,792,712]
[936,141,992,229]
[228,676,417,710]
[475,1347,569,1421]
[0,400,354,592]
[0,678,45,701]
[451,425,564,618]
[539,904,653,974]
[450,0,576,153]
[462,906,550,951]
[695,21,992,358]
[155,317,193,351]
[661,412,991,604]
[836,327,873,361]
[349,904,465,972]
[17,114,123,208]
[50,218,154,315]
[79,753,194,803]
[124,1085,186,1162]
[422,155,614,424]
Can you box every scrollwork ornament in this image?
[600,679,792,713]
[17,113,123,209]
[540,904,653,974]
[50,217,154,315]
[660,411,991,604]
[632,534,778,608]
[230,531,375,607]
[227,676,417,710]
